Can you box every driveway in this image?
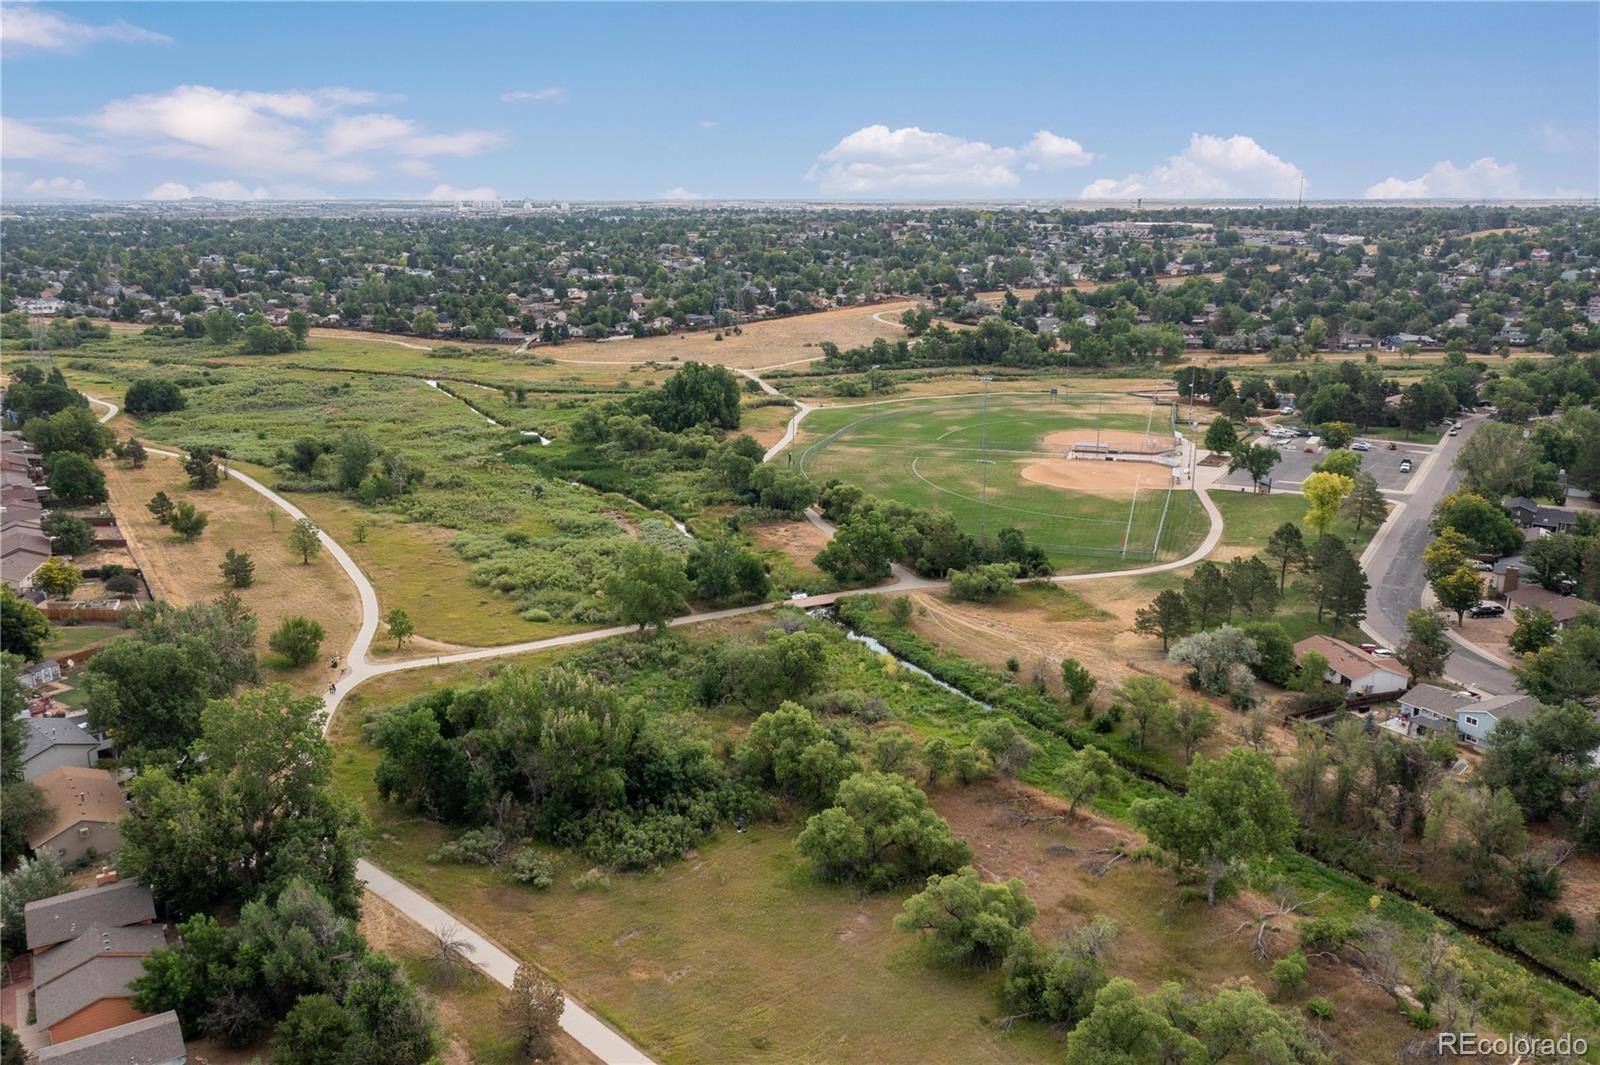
[1358,414,1517,695]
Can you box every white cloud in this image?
[1,4,171,54]
[1535,123,1591,153]
[500,88,565,103]
[807,124,1098,195]
[1081,134,1304,200]
[144,179,269,200]
[69,85,499,183]
[660,187,705,201]
[426,183,498,201]
[698,120,718,129]
[19,175,93,199]
[0,116,110,166]
[1364,157,1522,199]
[396,159,437,179]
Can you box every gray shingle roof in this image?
[34,922,166,989]
[36,1011,186,1065]
[1400,684,1477,716]
[22,718,100,763]
[24,881,156,952]
[33,953,148,1028]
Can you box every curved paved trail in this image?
[90,369,1226,1065]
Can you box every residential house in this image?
[1502,497,1579,534]
[25,880,157,955]
[1394,684,1541,746]
[34,953,152,1043]
[21,718,100,780]
[1293,635,1408,699]
[25,766,129,864]
[36,1011,187,1065]
[1504,581,1590,627]
[18,659,62,689]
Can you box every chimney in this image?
[1502,566,1520,594]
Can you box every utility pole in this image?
[978,374,995,542]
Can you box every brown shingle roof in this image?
[36,1011,186,1065]
[1293,634,1406,683]
[34,923,166,989]
[33,953,148,1028]
[24,880,156,952]
[25,766,128,850]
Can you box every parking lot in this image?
[1215,434,1435,493]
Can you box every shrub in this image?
[1305,996,1334,1021]
[571,868,611,892]
[1269,949,1310,996]
[430,827,507,866]
[507,848,554,888]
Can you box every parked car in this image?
[1467,602,1505,618]
[1351,441,1371,452]
[1448,428,1459,437]
[1369,648,1396,659]
[1471,560,1494,572]
[1399,458,1413,472]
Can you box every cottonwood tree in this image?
[1227,442,1281,491]
[1060,657,1097,704]
[1115,675,1176,749]
[500,963,564,1058]
[603,542,690,630]
[1509,606,1558,656]
[1301,471,1354,541]
[1398,608,1451,683]
[288,518,322,564]
[1132,748,1296,905]
[1432,566,1483,625]
[894,866,1036,966]
[1056,747,1119,816]
[1171,699,1220,765]
[1421,527,1475,582]
[796,771,971,890]
[384,608,414,651]
[1,591,50,660]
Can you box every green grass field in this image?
[794,394,1207,568]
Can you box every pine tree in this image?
[1343,471,1388,532]
[499,963,564,1058]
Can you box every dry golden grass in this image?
[102,455,359,691]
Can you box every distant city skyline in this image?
[2,2,1596,203]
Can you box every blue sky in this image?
[2,2,1596,202]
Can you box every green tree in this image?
[499,963,564,1059]
[333,431,377,493]
[383,608,414,651]
[1203,418,1238,453]
[1509,606,1558,656]
[1060,657,1097,704]
[1183,561,1232,629]
[814,512,900,583]
[796,771,972,890]
[1455,421,1549,498]
[1480,700,1600,822]
[1342,471,1387,533]
[24,406,113,457]
[1171,699,1220,764]
[203,307,240,345]
[0,852,67,954]
[1430,491,1523,556]
[42,511,95,555]
[45,451,107,503]
[894,866,1036,966]
[1399,608,1451,683]
[33,556,82,598]
[148,490,175,524]
[1264,522,1310,592]
[1317,421,1355,449]
[1432,565,1483,624]
[183,447,223,489]
[603,542,690,630]
[125,436,148,468]
[288,518,322,564]
[1132,748,1296,905]
[1226,555,1280,619]
[119,685,365,916]
[342,951,440,1065]
[1314,448,1361,479]
[1056,747,1119,816]
[974,717,1037,778]
[1064,979,1204,1065]
[83,639,214,769]
[285,310,311,349]
[1301,471,1354,541]
[168,500,209,541]
[0,587,50,660]
[1116,675,1176,749]
[1133,590,1193,651]
[1227,442,1281,490]
[272,993,350,1065]
[269,616,325,667]
[124,378,186,415]
[922,736,954,785]
[412,310,438,337]
[219,548,255,588]
[1323,548,1369,633]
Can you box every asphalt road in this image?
[1360,414,1516,695]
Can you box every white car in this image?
[1350,441,1371,452]
[1399,458,1413,472]
[1369,648,1396,659]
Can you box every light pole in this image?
[979,374,995,542]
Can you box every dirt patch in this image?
[1019,457,1172,496]
[748,517,831,578]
